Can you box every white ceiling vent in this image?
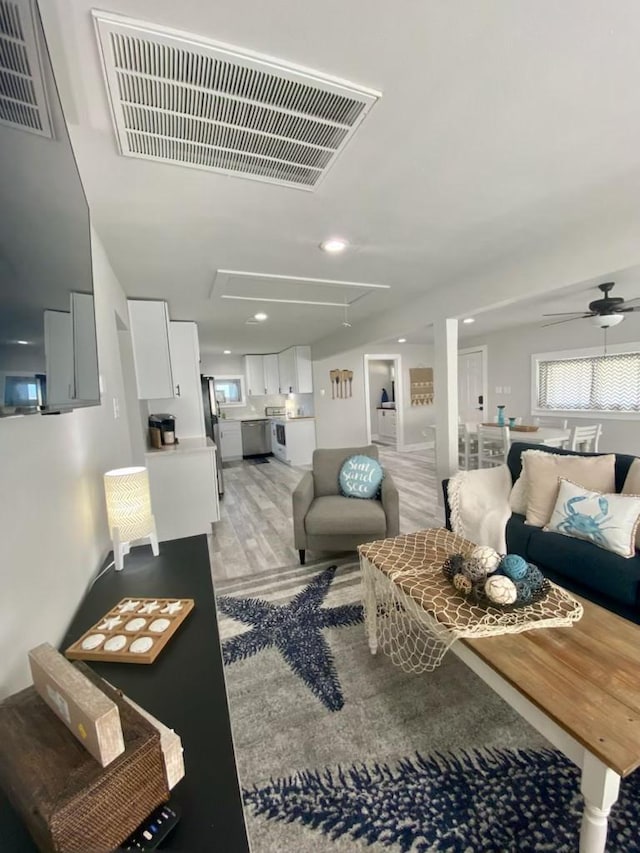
[93,12,380,190]
[0,0,52,136]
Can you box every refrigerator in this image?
[201,375,224,497]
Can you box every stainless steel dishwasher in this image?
[241,419,271,457]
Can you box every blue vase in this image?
[497,405,505,426]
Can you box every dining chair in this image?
[570,424,602,453]
[533,416,569,429]
[458,423,479,470]
[477,425,510,467]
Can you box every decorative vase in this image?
[508,416,516,428]
[497,405,505,426]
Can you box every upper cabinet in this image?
[244,355,266,397]
[153,322,205,438]
[278,346,312,394]
[243,353,283,397]
[263,354,280,395]
[128,300,174,399]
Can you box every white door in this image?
[458,349,485,423]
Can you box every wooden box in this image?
[29,643,124,767]
[0,663,169,852]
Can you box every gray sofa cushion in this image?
[312,445,379,497]
[305,495,387,537]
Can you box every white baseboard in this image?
[401,441,434,452]
[371,432,380,441]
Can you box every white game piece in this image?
[161,601,183,615]
[81,633,106,650]
[149,618,171,633]
[118,600,140,613]
[138,600,161,614]
[130,637,154,654]
[98,616,122,631]
[125,617,147,632]
[104,635,127,652]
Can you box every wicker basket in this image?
[0,663,169,852]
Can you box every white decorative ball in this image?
[471,545,501,573]
[484,575,518,605]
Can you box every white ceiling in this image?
[39,0,640,356]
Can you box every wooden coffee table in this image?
[454,596,640,853]
[360,530,640,853]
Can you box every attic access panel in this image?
[93,12,380,190]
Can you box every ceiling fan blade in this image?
[619,306,640,313]
[542,311,591,317]
[542,316,589,327]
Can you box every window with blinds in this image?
[536,351,640,412]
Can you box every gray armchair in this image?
[292,445,400,565]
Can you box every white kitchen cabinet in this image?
[71,292,99,402]
[146,438,220,542]
[147,322,204,439]
[44,310,74,407]
[128,300,174,399]
[277,346,312,394]
[264,354,280,395]
[377,409,397,443]
[219,420,242,460]
[244,355,266,397]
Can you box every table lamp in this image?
[103,466,159,571]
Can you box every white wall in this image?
[465,314,640,455]
[0,230,134,698]
[313,343,435,449]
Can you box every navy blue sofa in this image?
[443,441,640,624]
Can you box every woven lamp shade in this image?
[104,467,154,541]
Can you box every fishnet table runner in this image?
[359,528,583,673]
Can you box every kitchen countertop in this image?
[145,436,216,455]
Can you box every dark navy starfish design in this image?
[218,566,363,711]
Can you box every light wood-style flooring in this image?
[208,447,443,582]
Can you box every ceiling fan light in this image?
[590,313,624,329]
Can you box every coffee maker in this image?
[148,413,176,448]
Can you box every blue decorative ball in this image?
[500,554,528,581]
[525,564,545,593]
[514,578,534,603]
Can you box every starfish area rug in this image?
[216,559,640,852]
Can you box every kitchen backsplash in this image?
[220,392,314,420]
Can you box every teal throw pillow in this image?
[339,454,384,500]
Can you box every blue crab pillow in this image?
[545,478,640,558]
[339,455,384,499]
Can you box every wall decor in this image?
[330,369,354,398]
[65,598,194,665]
[410,367,434,405]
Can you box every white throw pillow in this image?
[622,458,640,550]
[545,478,640,558]
[509,473,528,515]
[523,450,616,527]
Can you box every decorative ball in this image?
[442,553,466,581]
[500,554,528,581]
[453,573,473,595]
[471,545,501,573]
[484,575,518,606]
[514,578,534,604]
[462,557,487,582]
[525,565,545,593]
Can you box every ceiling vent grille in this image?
[93,12,380,190]
[0,0,51,136]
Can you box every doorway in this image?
[458,346,488,424]
[364,354,403,450]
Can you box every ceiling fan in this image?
[542,282,640,328]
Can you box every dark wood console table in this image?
[0,536,250,852]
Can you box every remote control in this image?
[119,802,180,850]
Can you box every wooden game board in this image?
[65,598,194,665]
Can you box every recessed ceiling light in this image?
[319,237,348,254]
[15,340,30,345]
[254,312,268,321]
[223,349,231,354]
[397,337,407,343]
[462,317,475,324]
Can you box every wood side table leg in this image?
[579,752,620,853]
